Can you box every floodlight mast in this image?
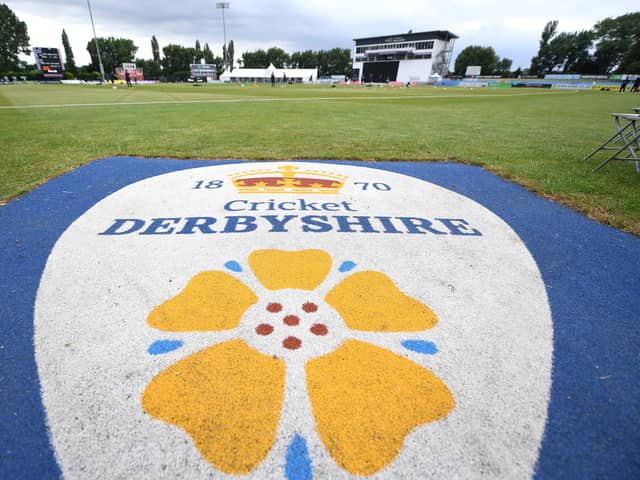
[86,0,106,83]
[216,2,230,69]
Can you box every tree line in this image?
[240,47,352,77]
[84,37,228,81]
[448,12,638,77]
[0,2,237,80]
[454,46,512,76]
[529,13,640,75]
[1,3,637,80]
[0,3,350,81]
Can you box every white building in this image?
[352,30,458,83]
[220,63,317,83]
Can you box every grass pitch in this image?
[0,82,638,234]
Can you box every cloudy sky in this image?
[7,0,638,69]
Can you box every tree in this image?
[222,43,228,70]
[290,50,318,69]
[528,16,640,74]
[194,39,202,63]
[136,58,161,80]
[242,49,269,67]
[203,43,215,64]
[61,29,76,75]
[241,46,351,76]
[593,12,640,73]
[560,31,595,73]
[241,47,289,68]
[0,3,30,73]
[538,32,573,73]
[494,58,513,76]
[161,44,195,76]
[148,35,162,78]
[151,35,160,63]
[454,45,503,75]
[212,55,224,77]
[531,30,595,74]
[266,46,289,68]
[530,20,558,76]
[227,40,234,71]
[317,48,352,77]
[86,37,138,74]
[76,65,100,81]
[619,32,640,73]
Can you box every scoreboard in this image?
[33,47,65,78]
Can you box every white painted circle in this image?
[35,162,553,479]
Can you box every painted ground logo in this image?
[34,162,552,479]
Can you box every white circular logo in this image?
[35,162,552,479]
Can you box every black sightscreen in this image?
[362,62,400,83]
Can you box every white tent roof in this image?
[221,65,317,80]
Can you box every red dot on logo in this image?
[266,302,282,313]
[283,315,300,326]
[302,302,318,313]
[310,324,328,336]
[256,324,274,336]
[283,336,302,350]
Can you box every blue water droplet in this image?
[148,340,184,355]
[339,261,356,273]
[285,434,312,480]
[402,340,438,355]
[224,261,243,272]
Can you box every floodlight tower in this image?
[216,2,230,69]
[86,0,106,83]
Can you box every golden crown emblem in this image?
[230,165,348,194]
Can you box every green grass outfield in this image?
[1,82,639,234]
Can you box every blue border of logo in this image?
[1,157,638,479]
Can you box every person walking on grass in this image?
[271,72,275,87]
[619,76,629,92]
[630,76,640,93]
[125,70,132,88]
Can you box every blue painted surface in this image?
[0,157,239,479]
[224,260,243,272]
[148,340,184,355]
[361,161,640,480]
[402,340,438,355]
[285,434,312,480]
[0,157,638,479]
[338,261,357,273]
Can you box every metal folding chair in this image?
[583,113,640,173]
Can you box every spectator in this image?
[619,76,629,92]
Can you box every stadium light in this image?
[216,2,230,69]
[86,0,106,83]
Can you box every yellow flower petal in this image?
[306,340,454,475]
[148,271,257,331]
[142,340,285,474]
[249,249,332,290]
[325,271,437,331]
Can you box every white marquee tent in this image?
[220,63,317,83]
